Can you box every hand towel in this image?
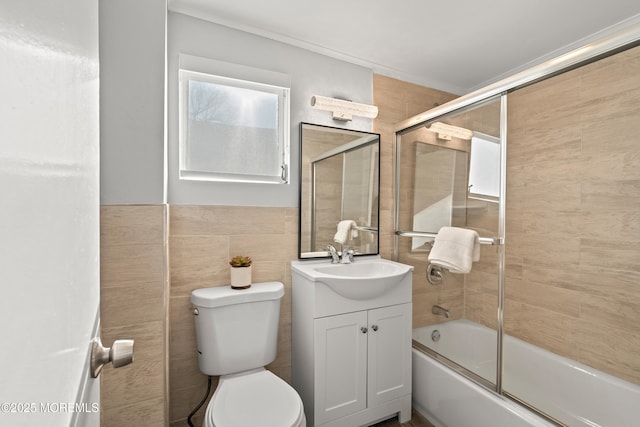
[427,226,480,274]
[333,220,357,244]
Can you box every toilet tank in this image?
[191,281,284,376]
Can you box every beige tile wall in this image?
[375,76,505,329]
[300,127,359,253]
[100,52,640,427]
[505,45,640,385]
[372,74,459,327]
[168,205,298,426]
[382,47,640,387]
[100,205,168,426]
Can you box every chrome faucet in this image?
[432,305,450,318]
[340,247,355,264]
[327,245,340,264]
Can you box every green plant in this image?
[229,255,252,267]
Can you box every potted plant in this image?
[229,255,252,289]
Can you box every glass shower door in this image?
[395,96,504,389]
[501,45,640,426]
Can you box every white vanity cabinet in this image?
[315,303,412,425]
[291,257,413,427]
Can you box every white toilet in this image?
[191,281,306,427]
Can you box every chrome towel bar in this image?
[395,230,502,246]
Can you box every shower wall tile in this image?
[575,320,640,382]
[505,278,581,318]
[505,45,640,385]
[579,293,640,331]
[581,47,640,99]
[504,301,580,361]
[373,73,457,262]
[579,238,640,271]
[521,263,580,292]
[577,265,640,301]
[507,124,583,165]
[507,70,583,129]
[478,294,501,329]
[373,74,460,327]
[167,205,298,425]
[100,204,168,427]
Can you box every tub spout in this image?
[432,305,450,318]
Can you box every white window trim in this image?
[178,54,291,184]
[468,132,501,202]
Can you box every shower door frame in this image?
[392,21,640,426]
[393,92,508,394]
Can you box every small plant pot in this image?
[230,265,252,289]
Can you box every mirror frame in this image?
[298,122,380,259]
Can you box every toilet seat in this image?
[206,369,305,427]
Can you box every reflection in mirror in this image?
[396,97,502,252]
[299,123,380,259]
[410,143,468,250]
[395,96,503,388]
[468,133,501,202]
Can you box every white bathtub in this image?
[412,319,640,427]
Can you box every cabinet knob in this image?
[371,325,378,332]
[361,327,368,334]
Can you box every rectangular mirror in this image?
[299,123,380,259]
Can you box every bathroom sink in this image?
[291,257,412,300]
[314,262,402,278]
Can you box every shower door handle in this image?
[90,337,135,378]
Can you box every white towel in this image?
[428,226,480,274]
[333,220,357,244]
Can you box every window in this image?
[179,56,290,184]
[468,133,501,201]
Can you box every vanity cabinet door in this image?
[367,303,412,407]
[314,311,368,425]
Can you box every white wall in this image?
[167,11,374,207]
[100,0,166,204]
[99,5,375,207]
[0,0,101,425]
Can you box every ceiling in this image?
[168,0,640,94]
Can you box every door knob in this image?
[90,337,134,378]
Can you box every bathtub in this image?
[412,319,640,427]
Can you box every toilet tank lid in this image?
[191,281,284,308]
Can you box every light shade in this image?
[427,122,474,140]
[311,95,378,121]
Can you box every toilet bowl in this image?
[205,368,305,427]
[191,282,305,427]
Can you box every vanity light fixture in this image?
[427,121,474,140]
[310,95,378,121]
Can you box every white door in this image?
[367,303,412,407]
[314,311,368,425]
[0,0,101,426]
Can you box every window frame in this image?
[468,132,501,202]
[178,55,291,185]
